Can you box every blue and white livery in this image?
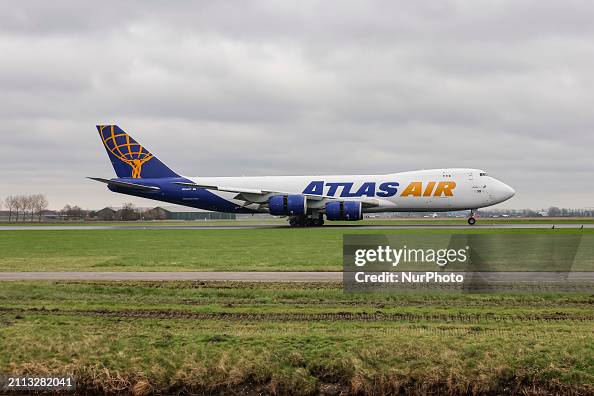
[90,125,515,226]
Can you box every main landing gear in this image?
[468,210,477,225]
[289,215,325,227]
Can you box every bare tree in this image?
[548,206,562,217]
[60,204,72,220]
[29,196,37,221]
[19,195,29,222]
[33,194,49,222]
[14,195,26,222]
[24,195,35,222]
[61,204,87,221]
[71,205,87,220]
[5,196,15,222]
[4,195,50,222]
[11,196,17,222]
[119,202,140,221]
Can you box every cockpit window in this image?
[480,172,488,176]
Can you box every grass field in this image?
[1,224,592,395]
[1,228,593,272]
[0,281,592,395]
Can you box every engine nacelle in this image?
[268,195,307,216]
[325,201,362,221]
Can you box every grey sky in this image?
[1,1,593,210]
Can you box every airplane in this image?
[90,125,515,226]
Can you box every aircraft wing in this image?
[173,182,380,207]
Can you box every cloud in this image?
[1,0,593,209]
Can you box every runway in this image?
[0,223,592,231]
[1,271,593,282]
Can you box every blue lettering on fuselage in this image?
[302,180,325,195]
[302,181,399,197]
[377,182,399,197]
[326,182,344,196]
[356,182,375,197]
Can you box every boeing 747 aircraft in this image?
[90,125,515,226]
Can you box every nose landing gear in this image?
[467,210,477,225]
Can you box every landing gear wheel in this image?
[290,215,324,227]
[468,217,476,225]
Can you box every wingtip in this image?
[87,177,111,183]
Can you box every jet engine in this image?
[268,195,307,216]
[325,201,362,221]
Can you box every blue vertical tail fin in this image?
[96,125,179,179]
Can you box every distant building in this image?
[93,207,118,221]
[0,209,63,222]
[143,206,236,221]
[88,205,234,221]
[39,210,63,220]
[0,211,9,222]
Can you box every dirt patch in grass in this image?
[2,306,593,323]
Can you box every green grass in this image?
[0,282,592,395]
[0,228,593,272]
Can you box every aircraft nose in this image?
[494,180,515,202]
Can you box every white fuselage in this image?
[187,168,515,214]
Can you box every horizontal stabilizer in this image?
[88,177,161,192]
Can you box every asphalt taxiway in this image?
[0,271,593,282]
